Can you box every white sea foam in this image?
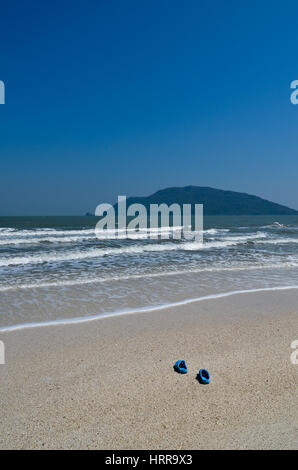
[0,236,263,267]
[221,232,266,241]
[0,226,193,244]
[204,228,229,234]
[0,230,266,246]
[1,260,298,292]
[256,237,298,245]
[0,285,297,333]
[260,222,286,229]
[0,225,188,238]
[0,235,96,245]
[0,228,95,238]
[0,232,177,245]
[0,231,292,267]
[0,242,189,266]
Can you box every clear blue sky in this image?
[1,0,298,215]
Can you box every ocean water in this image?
[0,215,298,330]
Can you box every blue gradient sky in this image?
[1,0,298,215]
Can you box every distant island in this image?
[113,186,298,215]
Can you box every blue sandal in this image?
[174,360,188,374]
[197,368,210,384]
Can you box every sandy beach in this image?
[0,288,297,450]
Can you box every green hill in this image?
[116,186,298,215]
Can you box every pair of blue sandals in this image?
[174,360,210,384]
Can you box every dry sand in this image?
[0,289,297,449]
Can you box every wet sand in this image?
[0,289,297,449]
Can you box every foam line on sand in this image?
[1,285,298,333]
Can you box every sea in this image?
[0,215,298,331]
